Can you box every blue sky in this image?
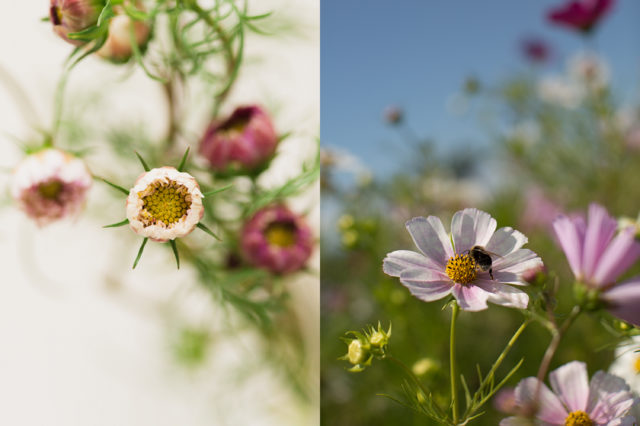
[321,0,640,177]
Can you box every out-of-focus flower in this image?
[601,279,640,327]
[501,361,636,425]
[11,148,92,226]
[568,52,610,91]
[241,204,313,274]
[547,0,615,34]
[199,105,278,175]
[553,203,640,289]
[383,208,543,312]
[50,0,106,45]
[493,387,519,415]
[384,106,403,125]
[521,38,551,64]
[537,75,584,109]
[96,7,151,63]
[412,357,440,377]
[520,187,562,232]
[126,167,204,242]
[610,337,640,394]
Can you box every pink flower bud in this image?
[547,0,615,34]
[199,106,278,175]
[241,205,314,274]
[50,0,106,45]
[11,148,92,226]
[96,8,151,63]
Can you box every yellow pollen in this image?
[265,222,296,247]
[38,180,63,200]
[140,181,190,226]
[565,410,592,426]
[634,355,640,374]
[445,254,477,285]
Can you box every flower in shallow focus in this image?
[50,0,106,45]
[568,52,610,91]
[547,0,615,34]
[96,6,151,63]
[500,361,636,425]
[538,75,584,109]
[521,38,551,64]
[126,167,204,242]
[11,148,92,226]
[199,105,278,176]
[610,337,640,394]
[241,205,313,274]
[383,208,543,312]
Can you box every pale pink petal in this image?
[405,216,454,266]
[452,283,489,311]
[553,215,585,280]
[383,250,440,277]
[486,227,528,257]
[475,279,529,309]
[603,278,640,327]
[451,208,497,254]
[586,371,635,423]
[592,228,640,287]
[499,417,539,426]
[581,203,617,279]
[608,416,637,426]
[515,377,568,424]
[549,361,589,413]
[493,249,543,274]
[399,268,453,302]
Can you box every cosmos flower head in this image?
[11,148,92,226]
[96,5,152,63]
[610,337,640,394]
[547,0,615,34]
[500,361,636,425]
[383,208,543,312]
[199,105,278,176]
[241,204,314,275]
[50,0,106,45]
[126,167,204,243]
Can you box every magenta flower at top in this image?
[501,361,636,425]
[241,205,314,275]
[383,208,543,312]
[547,0,615,34]
[50,0,106,45]
[199,106,278,176]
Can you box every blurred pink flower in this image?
[601,279,640,327]
[521,188,562,232]
[241,205,314,274]
[383,106,403,125]
[383,208,543,312]
[547,0,615,34]
[199,105,278,176]
[501,361,636,425]
[11,148,92,226]
[494,387,519,415]
[521,38,551,64]
[553,203,640,288]
[50,0,105,45]
[96,11,151,63]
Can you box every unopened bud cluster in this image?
[340,322,391,372]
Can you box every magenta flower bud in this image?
[199,106,278,175]
[241,205,314,274]
[547,0,615,34]
[521,38,551,64]
[50,0,106,45]
[96,6,151,63]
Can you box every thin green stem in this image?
[450,302,460,425]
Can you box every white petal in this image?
[452,283,489,311]
[405,216,454,266]
[399,268,452,302]
[486,227,528,257]
[587,371,635,423]
[515,377,568,424]
[451,208,497,254]
[475,280,529,309]
[549,361,589,413]
[383,250,440,277]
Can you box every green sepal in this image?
[202,184,233,197]
[178,147,190,172]
[97,176,129,196]
[134,150,151,171]
[197,222,221,241]
[103,218,129,228]
[169,239,180,269]
[133,238,149,269]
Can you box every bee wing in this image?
[485,249,503,259]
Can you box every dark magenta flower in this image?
[521,38,551,64]
[241,205,314,275]
[50,0,106,45]
[199,106,278,176]
[547,0,615,34]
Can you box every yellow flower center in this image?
[565,411,593,426]
[139,181,190,226]
[634,355,640,374]
[445,254,477,285]
[38,180,63,200]
[265,222,296,247]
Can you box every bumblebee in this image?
[469,245,500,280]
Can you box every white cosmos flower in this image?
[610,337,640,394]
[126,167,204,242]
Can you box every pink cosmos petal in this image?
[515,377,568,424]
[610,416,638,426]
[383,250,440,277]
[399,268,453,302]
[586,371,635,423]
[549,361,589,413]
[582,203,617,279]
[405,216,454,266]
[452,283,489,311]
[486,227,528,257]
[451,208,497,254]
[498,417,537,426]
[553,215,585,280]
[602,278,640,327]
[475,279,529,309]
[591,228,640,287]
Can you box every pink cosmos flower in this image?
[501,361,636,425]
[11,148,92,226]
[241,205,314,274]
[383,208,543,312]
[199,106,278,176]
[547,0,615,34]
[553,203,640,289]
[522,38,551,64]
[50,0,105,45]
[521,188,563,233]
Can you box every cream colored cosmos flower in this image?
[126,167,204,243]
